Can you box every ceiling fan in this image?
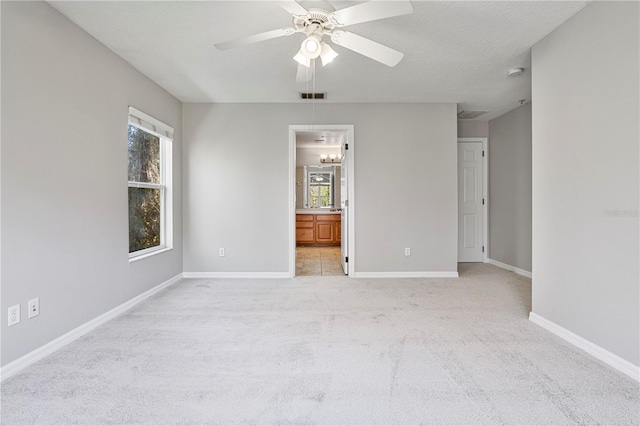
[214,1,414,82]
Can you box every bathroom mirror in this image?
[303,166,336,208]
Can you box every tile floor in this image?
[295,246,345,276]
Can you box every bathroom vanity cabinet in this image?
[296,213,341,245]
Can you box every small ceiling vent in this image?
[300,92,326,100]
[457,110,488,119]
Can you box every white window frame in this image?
[303,166,336,208]
[127,107,174,261]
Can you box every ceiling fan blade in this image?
[331,30,404,67]
[276,1,309,17]
[330,1,413,26]
[296,62,315,83]
[215,27,297,50]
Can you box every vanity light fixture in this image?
[320,154,340,164]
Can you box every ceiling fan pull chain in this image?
[312,59,316,123]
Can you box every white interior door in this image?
[458,142,484,262]
[340,139,349,274]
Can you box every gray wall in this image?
[488,103,532,271]
[1,2,183,366]
[531,2,639,365]
[183,103,458,274]
[457,121,489,138]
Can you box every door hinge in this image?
[482,150,485,157]
[482,198,485,205]
[482,246,485,253]
[345,256,349,263]
[345,143,349,150]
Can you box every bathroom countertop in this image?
[296,209,341,215]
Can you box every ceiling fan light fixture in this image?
[301,35,322,59]
[319,43,338,66]
[294,49,311,67]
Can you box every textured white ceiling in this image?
[296,131,345,148]
[48,1,589,120]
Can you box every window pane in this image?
[320,185,330,206]
[309,182,331,207]
[309,186,319,207]
[129,187,161,253]
[128,125,160,184]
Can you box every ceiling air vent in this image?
[300,92,326,100]
[457,110,488,119]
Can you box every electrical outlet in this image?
[8,304,20,327]
[28,298,40,319]
[219,248,225,257]
[405,247,411,256]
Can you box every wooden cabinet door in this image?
[296,227,314,243]
[315,222,334,243]
[335,221,341,243]
[296,215,315,244]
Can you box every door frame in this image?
[457,137,489,263]
[289,124,355,277]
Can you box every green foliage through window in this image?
[128,126,160,183]
[128,125,163,253]
[128,187,161,253]
[309,184,331,207]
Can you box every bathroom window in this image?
[304,166,335,208]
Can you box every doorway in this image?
[289,125,355,277]
[457,138,488,262]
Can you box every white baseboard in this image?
[183,272,291,279]
[529,312,639,382]
[487,258,532,278]
[352,271,459,278]
[1,273,183,382]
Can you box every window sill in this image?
[129,246,173,263]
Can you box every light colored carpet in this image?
[1,263,638,424]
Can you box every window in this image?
[127,107,173,259]
[303,166,335,208]
[308,172,333,207]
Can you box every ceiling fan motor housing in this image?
[294,8,337,36]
